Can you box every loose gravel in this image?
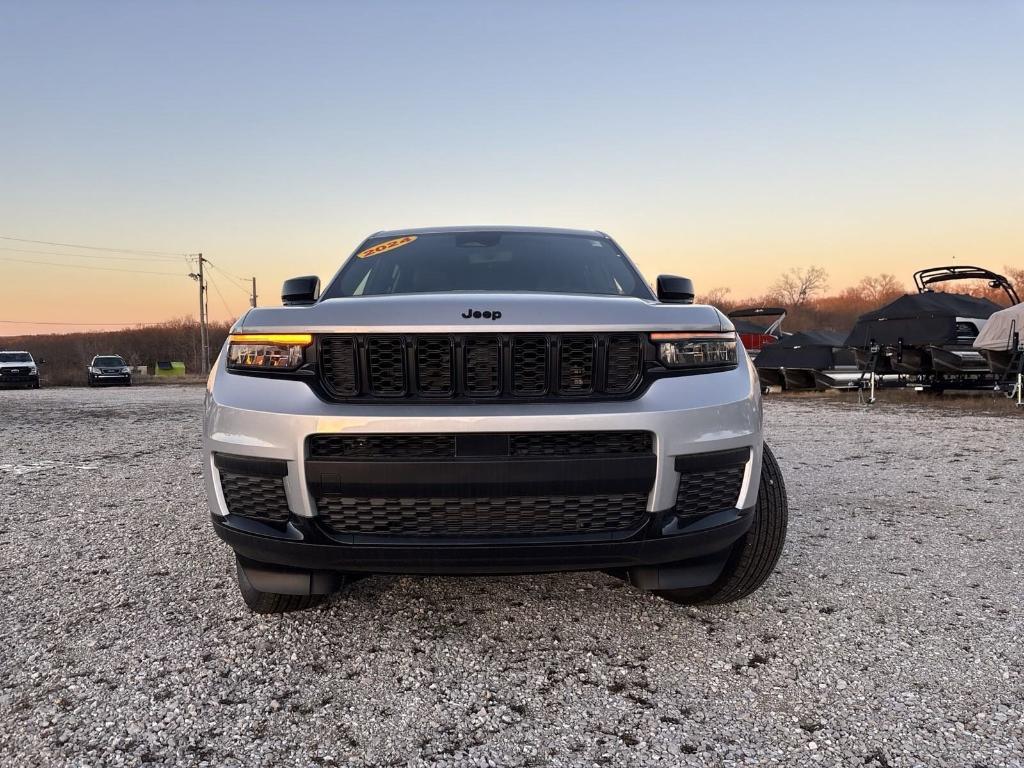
[1,386,1022,767]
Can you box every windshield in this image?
[0,352,32,363]
[94,356,126,366]
[321,231,653,300]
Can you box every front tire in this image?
[235,557,327,613]
[657,443,788,605]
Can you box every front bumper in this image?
[0,371,38,386]
[213,506,754,575]
[202,352,763,574]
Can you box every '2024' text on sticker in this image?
[357,235,417,259]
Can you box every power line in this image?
[205,258,252,287]
[0,245,185,263]
[206,271,240,319]
[0,319,180,327]
[0,234,189,258]
[0,255,186,277]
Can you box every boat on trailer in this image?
[973,302,1024,403]
[753,330,857,391]
[844,266,1017,388]
[728,307,786,361]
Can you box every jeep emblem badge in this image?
[461,308,502,321]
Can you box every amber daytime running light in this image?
[649,331,738,369]
[227,333,313,371]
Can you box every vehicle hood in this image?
[234,293,732,334]
[0,361,34,368]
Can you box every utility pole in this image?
[189,254,209,374]
[250,277,258,308]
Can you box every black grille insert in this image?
[367,337,406,396]
[508,431,653,457]
[559,335,595,394]
[606,335,642,393]
[416,336,454,395]
[220,473,291,523]
[316,493,649,537]
[464,336,501,395]
[675,465,746,517]
[512,336,548,395]
[317,333,645,402]
[309,434,457,460]
[321,336,358,396]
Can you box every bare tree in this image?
[770,266,829,307]
[698,286,732,308]
[856,273,904,304]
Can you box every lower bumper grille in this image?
[316,493,649,537]
[675,465,746,517]
[220,473,291,523]
[307,430,653,460]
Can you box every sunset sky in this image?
[2,1,1022,335]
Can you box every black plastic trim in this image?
[214,453,289,478]
[675,448,750,473]
[305,455,657,497]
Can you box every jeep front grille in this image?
[318,333,644,402]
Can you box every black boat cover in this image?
[843,293,1002,348]
[754,330,847,370]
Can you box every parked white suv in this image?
[0,351,40,389]
[202,227,788,613]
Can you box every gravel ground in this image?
[1,386,1022,767]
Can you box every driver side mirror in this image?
[281,275,320,306]
[656,275,695,304]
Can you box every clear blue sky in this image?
[1,1,1021,332]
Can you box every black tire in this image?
[235,557,327,614]
[657,443,788,605]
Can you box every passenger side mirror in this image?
[656,275,695,304]
[281,275,320,306]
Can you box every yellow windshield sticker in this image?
[357,235,417,259]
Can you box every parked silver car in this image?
[202,227,788,612]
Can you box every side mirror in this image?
[281,275,320,306]
[656,275,695,304]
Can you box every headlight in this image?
[88,366,99,373]
[651,332,737,369]
[227,333,313,371]
[29,367,37,375]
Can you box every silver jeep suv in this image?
[202,227,787,613]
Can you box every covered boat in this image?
[973,302,1024,379]
[844,266,1016,377]
[753,330,857,391]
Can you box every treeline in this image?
[1,318,233,386]
[701,266,1024,334]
